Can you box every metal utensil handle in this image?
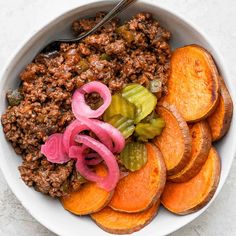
[61,0,136,43]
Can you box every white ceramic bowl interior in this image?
[0,1,235,236]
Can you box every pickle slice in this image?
[141,111,158,123]
[120,142,147,171]
[122,84,157,123]
[103,94,137,121]
[107,115,135,139]
[135,118,165,142]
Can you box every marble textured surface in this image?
[0,0,236,235]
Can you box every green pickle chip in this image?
[141,111,158,123]
[103,85,164,141]
[135,118,165,142]
[120,142,147,172]
[103,94,137,121]
[107,114,135,139]
[122,84,157,123]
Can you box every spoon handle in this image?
[62,0,136,43]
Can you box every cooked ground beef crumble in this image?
[1,12,171,197]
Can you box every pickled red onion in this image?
[76,116,113,151]
[69,145,102,166]
[41,133,69,164]
[72,81,111,119]
[69,145,85,159]
[93,120,125,153]
[63,120,88,152]
[75,135,119,191]
[41,81,124,191]
[63,117,113,152]
[85,153,103,165]
[71,145,103,183]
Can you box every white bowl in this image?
[0,1,235,235]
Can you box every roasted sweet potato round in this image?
[91,200,160,234]
[207,77,233,141]
[61,164,113,215]
[109,143,166,213]
[168,121,212,182]
[154,102,192,175]
[161,147,221,215]
[161,45,220,122]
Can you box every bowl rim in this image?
[0,0,235,235]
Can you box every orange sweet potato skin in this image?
[168,121,212,182]
[161,147,221,215]
[109,144,166,213]
[207,77,233,142]
[61,165,113,215]
[91,200,160,234]
[155,102,192,176]
[161,44,220,122]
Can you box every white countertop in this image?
[0,0,236,235]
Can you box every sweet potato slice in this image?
[161,44,219,122]
[91,200,160,234]
[168,121,212,182]
[61,164,113,215]
[109,143,166,213]
[154,102,192,175]
[161,147,221,215]
[207,77,233,141]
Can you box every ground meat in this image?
[19,160,74,197]
[105,40,126,55]
[1,12,171,197]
